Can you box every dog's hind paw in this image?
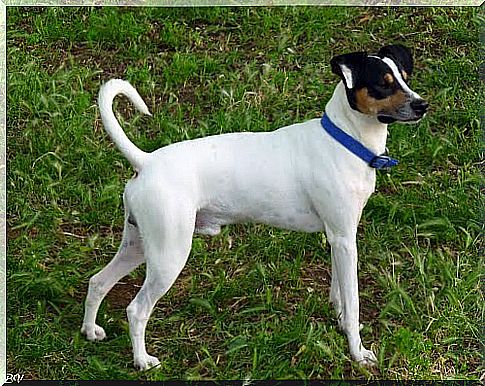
[134,354,160,371]
[81,323,107,341]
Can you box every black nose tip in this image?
[411,99,429,114]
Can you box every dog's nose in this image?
[411,99,429,115]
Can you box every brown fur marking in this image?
[384,73,394,84]
[355,87,406,115]
[401,70,408,80]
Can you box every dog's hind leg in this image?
[81,214,144,341]
[126,198,196,371]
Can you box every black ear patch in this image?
[378,44,413,78]
[330,51,368,89]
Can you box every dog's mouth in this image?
[377,115,397,124]
[377,100,428,124]
[377,114,425,124]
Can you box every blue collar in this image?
[320,113,398,170]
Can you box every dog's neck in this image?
[325,81,388,156]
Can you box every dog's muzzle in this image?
[410,98,429,118]
[377,98,429,124]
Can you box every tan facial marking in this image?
[401,70,408,80]
[384,73,394,84]
[355,87,407,115]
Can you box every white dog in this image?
[81,45,427,370]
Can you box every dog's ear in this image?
[330,52,367,89]
[378,44,413,79]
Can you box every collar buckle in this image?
[369,155,399,169]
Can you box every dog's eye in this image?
[376,80,391,90]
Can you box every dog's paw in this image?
[355,348,377,367]
[134,354,160,371]
[81,323,106,341]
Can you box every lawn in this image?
[6,6,482,380]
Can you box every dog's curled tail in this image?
[98,79,152,170]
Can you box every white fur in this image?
[340,64,355,89]
[98,79,151,170]
[380,57,421,99]
[81,78,396,370]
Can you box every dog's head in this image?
[331,44,428,124]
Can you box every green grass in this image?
[6,6,482,380]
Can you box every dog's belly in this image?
[194,204,324,235]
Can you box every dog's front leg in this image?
[329,232,377,366]
[330,254,365,333]
[330,253,343,321]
